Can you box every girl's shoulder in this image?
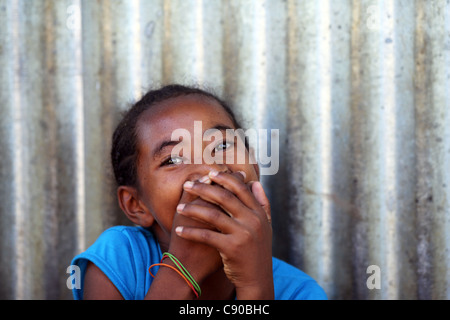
[71,225,162,300]
[100,225,157,243]
[272,257,328,300]
[91,225,162,260]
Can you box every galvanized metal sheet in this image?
[0,0,449,299]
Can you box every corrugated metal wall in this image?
[0,0,449,300]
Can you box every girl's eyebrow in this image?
[152,140,181,160]
[203,124,234,137]
[152,124,234,160]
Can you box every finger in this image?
[207,170,262,212]
[231,170,246,182]
[177,203,237,234]
[249,181,271,222]
[183,181,248,218]
[175,225,228,251]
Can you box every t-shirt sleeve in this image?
[70,227,143,300]
[272,257,328,300]
[287,278,328,300]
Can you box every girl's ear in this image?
[117,186,155,227]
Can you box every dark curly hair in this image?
[111,84,243,188]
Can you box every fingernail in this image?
[237,171,246,179]
[199,175,211,184]
[209,170,219,178]
[183,181,194,189]
[175,226,183,235]
[176,204,185,213]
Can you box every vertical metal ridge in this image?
[10,0,26,300]
[392,0,417,299]
[72,0,86,254]
[316,0,333,292]
[414,0,433,300]
[349,0,369,299]
[378,0,399,299]
[1,0,449,300]
[444,2,450,299]
[426,0,450,299]
[251,0,267,129]
[162,0,172,83]
[41,0,60,300]
[350,0,417,300]
[128,0,143,99]
[285,0,341,296]
[439,0,450,299]
[195,0,204,83]
[414,0,450,300]
[161,0,223,89]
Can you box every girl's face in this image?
[133,94,259,250]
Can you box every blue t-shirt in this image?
[70,226,327,300]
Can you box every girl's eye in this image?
[162,156,183,166]
[214,142,232,153]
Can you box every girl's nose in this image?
[206,163,231,174]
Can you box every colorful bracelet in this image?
[161,252,202,297]
[148,263,199,298]
[148,252,201,299]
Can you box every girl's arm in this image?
[145,202,225,300]
[175,170,274,300]
[82,193,226,300]
[82,259,200,300]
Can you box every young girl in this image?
[71,84,327,300]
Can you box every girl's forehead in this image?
[136,95,236,144]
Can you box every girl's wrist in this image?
[234,272,275,300]
[145,261,199,300]
[235,282,275,300]
[164,249,215,285]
